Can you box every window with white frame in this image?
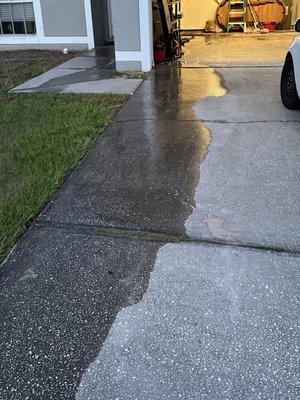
[0,0,36,34]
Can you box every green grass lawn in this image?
[0,51,127,261]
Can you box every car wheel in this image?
[281,56,300,110]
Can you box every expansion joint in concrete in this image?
[35,220,300,256]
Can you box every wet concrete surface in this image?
[0,227,161,399]
[38,66,225,233]
[38,119,211,235]
[38,63,299,251]
[11,46,141,95]
[13,48,115,91]
[116,67,225,121]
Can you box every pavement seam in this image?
[35,220,300,256]
[115,119,300,124]
[181,66,283,70]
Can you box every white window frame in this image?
[0,0,94,49]
[0,0,36,35]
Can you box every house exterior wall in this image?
[0,0,153,71]
[111,0,153,71]
[111,0,141,51]
[0,0,94,50]
[181,0,216,29]
[40,0,87,37]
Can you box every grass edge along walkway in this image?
[0,51,128,262]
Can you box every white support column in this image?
[112,0,153,72]
[33,0,45,41]
[84,0,95,50]
[139,0,154,72]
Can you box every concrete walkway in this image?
[0,35,299,400]
[12,46,142,95]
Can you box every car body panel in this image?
[289,35,300,97]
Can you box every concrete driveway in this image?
[0,34,299,399]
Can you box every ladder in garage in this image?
[227,0,247,32]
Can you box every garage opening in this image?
[152,0,300,64]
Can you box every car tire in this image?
[281,55,300,110]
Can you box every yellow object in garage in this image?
[181,0,217,29]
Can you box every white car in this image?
[281,19,300,109]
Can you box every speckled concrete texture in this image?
[38,119,211,235]
[76,243,300,400]
[185,121,300,251]
[1,34,300,400]
[194,67,300,123]
[0,227,161,400]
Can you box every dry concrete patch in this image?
[76,242,300,400]
[60,79,142,95]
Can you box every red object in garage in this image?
[262,22,277,31]
[154,49,166,63]
[154,42,166,64]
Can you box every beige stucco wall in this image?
[291,0,300,24]
[181,0,218,29]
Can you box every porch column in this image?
[111,0,153,71]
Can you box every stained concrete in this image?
[76,243,300,400]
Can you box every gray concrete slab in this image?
[61,79,142,95]
[0,226,161,400]
[13,79,142,95]
[56,56,106,70]
[116,67,226,121]
[12,67,84,91]
[76,242,300,400]
[38,119,210,235]
[195,67,300,122]
[38,65,300,251]
[82,46,115,58]
[11,49,122,94]
[39,68,113,87]
[185,121,300,252]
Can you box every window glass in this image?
[13,21,25,34]
[25,21,36,34]
[2,21,13,34]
